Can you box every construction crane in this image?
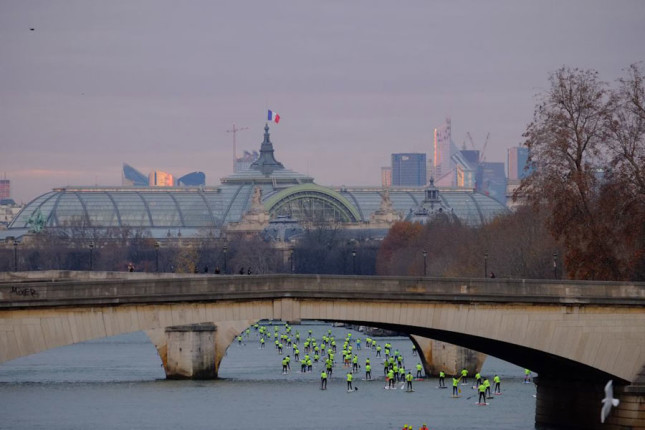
[465,131,490,163]
[480,132,490,163]
[226,123,249,171]
[466,132,476,150]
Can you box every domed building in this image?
[3,124,508,241]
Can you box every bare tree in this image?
[516,67,619,279]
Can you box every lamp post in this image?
[553,252,558,279]
[89,242,94,271]
[352,249,357,275]
[223,246,228,274]
[290,248,295,273]
[484,251,488,278]
[422,250,427,276]
[155,242,160,272]
[13,240,18,272]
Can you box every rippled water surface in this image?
[0,323,540,430]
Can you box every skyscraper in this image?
[381,167,392,187]
[507,147,530,180]
[392,153,426,186]
[122,163,148,186]
[177,172,206,186]
[0,179,9,199]
[433,118,459,186]
[149,170,174,186]
[476,162,507,205]
[452,150,480,189]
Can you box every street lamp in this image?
[422,250,427,276]
[484,251,488,278]
[155,242,160,272]
[352,249,357,274]
[89,242,94,271]
[13,240,18,272]
[223,245,228,274]
[553,252,558,279]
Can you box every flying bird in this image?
[601,380,620,423]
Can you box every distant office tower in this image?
[235,150,260,172]
[507,147,530,180]
[177,172,206,186]
[0,179,9,199]
[381,167,392,187]
[149,170,174,186]
[122,163,148,186]
[476,162,507,205]
[452,150,480,188]
[433,118,459,186]
[392,153,426,186]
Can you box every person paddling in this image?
[452,376,461,397]
[477,382,487,405]
[494,374,501,394]
[321,370,328,390]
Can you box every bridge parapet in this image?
[1,273,643,309]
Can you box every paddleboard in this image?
[486,396,494,400]
[438,386,448,389]
[451,395,462,398]
[475,402,489,406]
[494,393,502,396]
[406,389,415,392]
[414,378,424,381]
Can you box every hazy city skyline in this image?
[1,1,644,203]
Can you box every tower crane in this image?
[466,132,476,150]
[226,123,249,171]
[480,132,490,163]
[465,131,490,163]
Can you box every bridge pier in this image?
[535,377,645,430]
[146,320,257,380]
[411,335,486,378]
[164,323,218,379]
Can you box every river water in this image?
[0,322,541,430]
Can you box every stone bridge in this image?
[0,271,643,429]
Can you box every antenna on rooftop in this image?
[226,123,249,171]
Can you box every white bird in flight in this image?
[601,380,620,423]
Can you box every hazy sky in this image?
[1,1,644,203]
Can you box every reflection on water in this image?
[0,323,539,430]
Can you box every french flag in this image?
[268,110,280,124]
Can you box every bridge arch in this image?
[2,296,637,383]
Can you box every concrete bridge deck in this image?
[1,271,644,429]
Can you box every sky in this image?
[1,1,644,203]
